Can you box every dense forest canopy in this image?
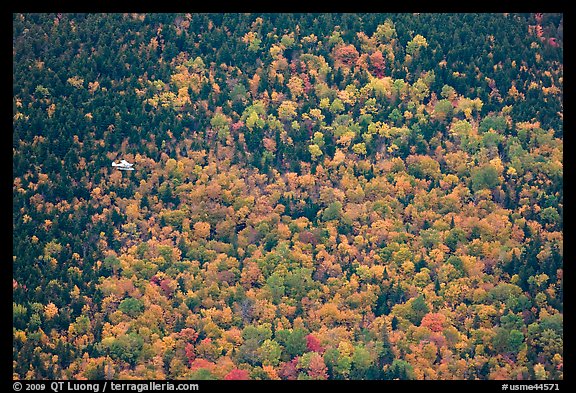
[13,13,562,380]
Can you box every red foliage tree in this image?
[224,368,250,380]
[306,334,324,353]
[308,353,328,380]
[160,278,175,298]
[179,328,199,342]
[420,313,447,332]
[278,358,300,380]
[189,358,215,371]
[185,343,196,367]
[334,44,359,67]
[369,50,386,78]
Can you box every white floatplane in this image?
[112,159,134,171]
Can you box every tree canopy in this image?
[13,12,562,381]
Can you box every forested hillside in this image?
[13,13,562,380]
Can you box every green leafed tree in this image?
[386,359,415,380]
[322,201,343,222]
[308,144,323,160]
[258,339,283,366]
[109,333,144,366]
[374,20,396,43]
[118,297,144,318]
[407,295,429,326]
[210,112,230,141]
[406,34,428,56]
[471,165,501,191]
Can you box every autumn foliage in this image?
[13,13,562,381]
